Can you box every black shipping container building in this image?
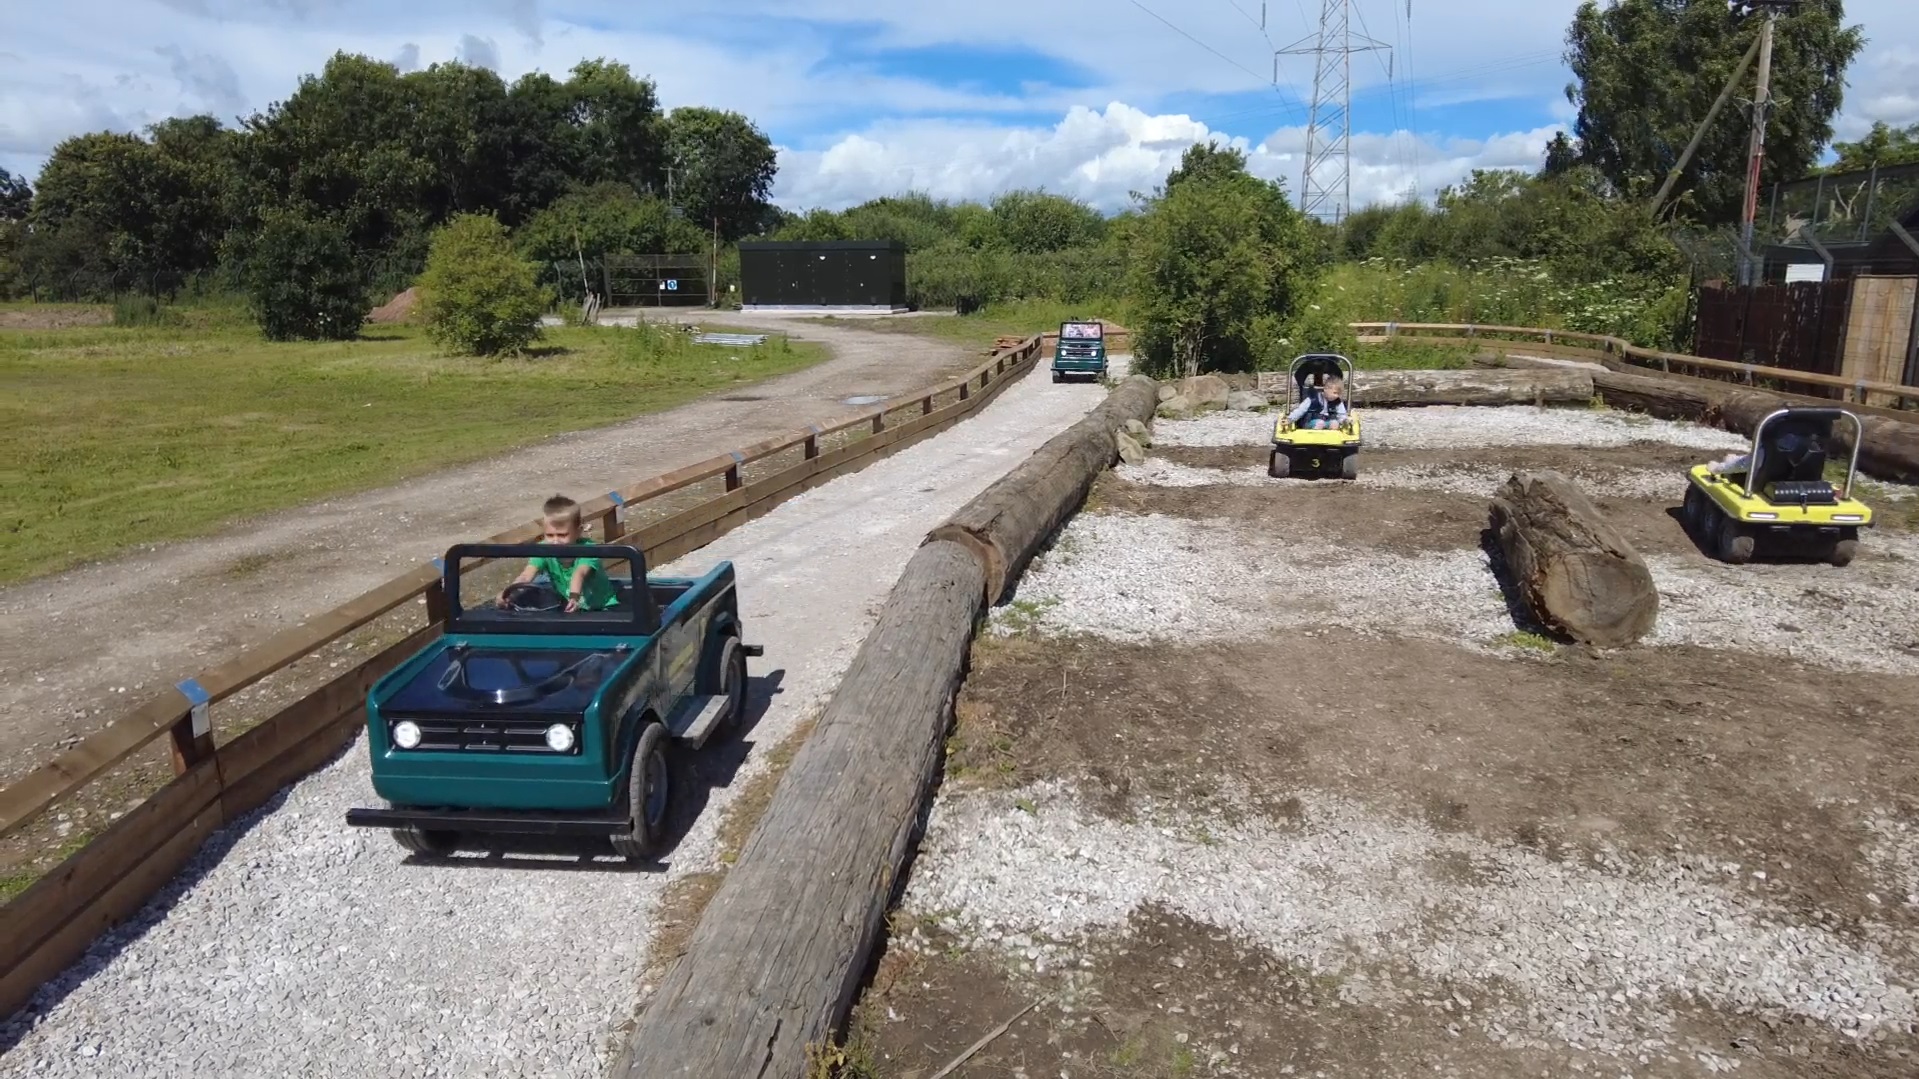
[737,240,909,312]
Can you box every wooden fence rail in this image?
[1352,322,1919,412]
[0,334,1046,1019]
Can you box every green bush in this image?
[419,213,551,356]
[240,211,370,341]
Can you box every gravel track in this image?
[1118,457,1693,500]
[899,779,1919,1060]
[0,359,1123,1079]
[1151,405,1754,451]
[0,314,982,782]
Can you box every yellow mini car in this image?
[1682,406,1873,566]
[1270,353,1362,479]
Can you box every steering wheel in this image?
[499,582,562,612]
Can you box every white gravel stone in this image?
[1115,458,1691,501]
[1149,405,1753,451]
[1004,513,1514,648]
[0,361,1122,1079]
[901,782,1919,1057]
[1005,510,1919,674]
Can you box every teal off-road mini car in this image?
[1052,319,1108,382]
[345,542,760,862]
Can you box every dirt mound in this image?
[366,286,420,324]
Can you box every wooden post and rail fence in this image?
[0,334,1048,1019]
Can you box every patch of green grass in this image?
[1350,339,1481,371]
[0,832,91,903]
[1498,629,1557,653]
[0,320,826,585]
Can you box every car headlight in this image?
[1834,514,1863,522]
[1747,511,1778,520]
[545,724,576,752]
[392,720,422,749]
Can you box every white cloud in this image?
[771,103,1566,213]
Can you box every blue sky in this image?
[1,0,1913,214]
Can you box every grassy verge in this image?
[1350,339,1483,370]
[807,298,1131,352]
[0,320,825,585]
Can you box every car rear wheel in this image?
[717,637,747,733]
[1717,520,1755,564]
[1268,449,1291,478]
[392,826,457,857]
[1340,454,1359,481]
[1829,537,1859,566]
[610,722,670,861]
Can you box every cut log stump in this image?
[1489,470,1658,648]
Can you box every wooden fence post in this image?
[725,451,744,491]
[167,680,214,774]
[804,425,821,460]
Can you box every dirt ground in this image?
[846,405,1919,1078]
[0,312,984,785]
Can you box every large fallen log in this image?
[928,373,1160,603]
[1346,367,1593,407]
[611,541,986,1079]
[1489,470,1659,648]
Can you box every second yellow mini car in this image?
[1682,406,1873,566]
[1270,353,1363,479]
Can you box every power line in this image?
[1128,0,1307,121]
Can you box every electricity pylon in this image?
[1278,0,1392,223]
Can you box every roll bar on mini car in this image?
[439,542,661,635]
[1742,407,1863,501]
[1288,353,1356,401]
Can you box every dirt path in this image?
[0,357,1128,1079]
[0,314,982,783]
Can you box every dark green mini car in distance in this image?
[1052,319,1108,382]
[344,542,760,861]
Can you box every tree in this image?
[662,106,778,242]
[1127,148,1317,378]
[1162,140,1252,193]
[1828,121,1919,172]
[989,190,1104,254]
[0,169,30,222]
[1565,0,1864,222]
[1541,132,1581,178]
[419,213,550,356]
[241,210,370,341]
[516,183,706,300]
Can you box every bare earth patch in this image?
[848,403,1919,1079]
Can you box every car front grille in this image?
[388,716,578,754]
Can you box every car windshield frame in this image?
[1059,321,1104,340]
[441,542,662,637]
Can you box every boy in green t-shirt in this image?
[497,494,620,612]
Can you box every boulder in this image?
[1156,394,1196,419]
[1178,375,1233,411]
[1123,418,1149,437]
[1157,385,1180,403]
[1115,429,1147,465]
[1226,390,1269,411]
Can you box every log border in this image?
[0,333,1048,1020]
[610,375,1161,1078]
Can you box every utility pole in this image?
[1650,31,1764,216]
[1278,0,1391,224]
[1738,2,1796,285]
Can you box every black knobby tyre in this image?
[717,638,747,733]
[1268,449,1291,479]
[610,722,671,861]
[392,826,457,857]
[1340,453,1359,481]
[1829,537,1859,567]
[1717,519,1755,564]
[1682,485,1704,533]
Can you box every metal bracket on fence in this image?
[1466,325,1477,338]
[1855,379,1868,404]
[431,557,446,575]
[1385,322,1398,336]
[177,678,212,739]
[607,490,626,525]
[729,451,746,464]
